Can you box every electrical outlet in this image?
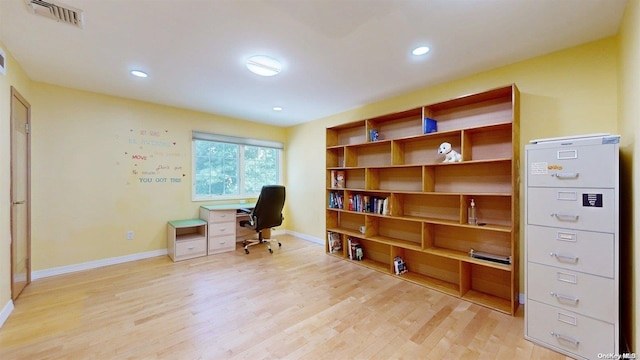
[126,231,134,240]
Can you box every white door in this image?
[10,86,31,300]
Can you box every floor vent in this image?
[26,0,83,28]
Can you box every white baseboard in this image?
[0,300,14,329]
[32,249,168,280]
[284,230,323,245]
[519,293,525,305]
[31,230,303,280]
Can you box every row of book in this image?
[347,237,363,261]
[348,194,389,214]
[328,192,344,209]
[328,192,390,214]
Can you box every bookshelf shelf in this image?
[325,84,520,315]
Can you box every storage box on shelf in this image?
[325,84,520,315]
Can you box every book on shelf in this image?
[331,170,345,189]
[347,237,362,261]
[336,170,345,188]
[328,232,342,253]
[423,117,438,134]
[369,129,379,141]
[328,192,344,209]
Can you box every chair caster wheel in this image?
[278,242,282,247]
[269,248,273,254]
[245,248,249,254]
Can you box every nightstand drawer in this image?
[208,235,235,254]
[526,300,615,360]
[209,222,236,237]
[526,225,614,278]
[175,238,207,260]
[527,262,615,322]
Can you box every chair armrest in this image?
[238,208,252,214]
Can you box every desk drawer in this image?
[208,235,235,254]
[527,188,616,232]
[527,262,615,322]
[204,210,237,223]
[209,221,236,237]
[526,225,615,278]
[175,238,207,260]
[526,300,615,359]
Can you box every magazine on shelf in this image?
[328,232,342,253]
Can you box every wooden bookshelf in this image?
[325,84,520,315]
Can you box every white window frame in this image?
[192,131,283,201]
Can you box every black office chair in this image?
[239,185,286,254]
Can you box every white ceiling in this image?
[0,0,628,127]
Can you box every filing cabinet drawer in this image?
[527,262,615,322]
[209,221,236,237]
[175,238,207,260]
[526,225,615,278]
[527,188,616,233]
[526,144,617,188]
[526,300,615,360]
[204,209,237,223]
[208,234,235,254]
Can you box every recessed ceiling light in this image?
[412,46,430,56]
[130,70,148,78]
[273,106,283,111]
[246,55,282,76]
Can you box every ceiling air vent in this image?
[26,0,83,28]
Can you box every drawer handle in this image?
[550,332,580,346]
[550,292,579,304]
[219,228,226,232]
[219,241,226,244]
[552,172,579,179]
[188,246,195,250]
[551,213,579,221]
[550,252,579,263]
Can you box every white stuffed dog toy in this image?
[438,142,462,163]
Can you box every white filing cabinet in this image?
[524,134,619,359]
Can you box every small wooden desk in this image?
[199,203,270,255]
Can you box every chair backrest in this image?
[251,185,286,231]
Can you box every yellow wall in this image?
[618,0,639,351]
[28,83,287,270]
[0,42,32,314]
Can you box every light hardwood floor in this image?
[0,235,571,359]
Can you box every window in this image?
[192,131,283,200]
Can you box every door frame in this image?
[10,86,31,300]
